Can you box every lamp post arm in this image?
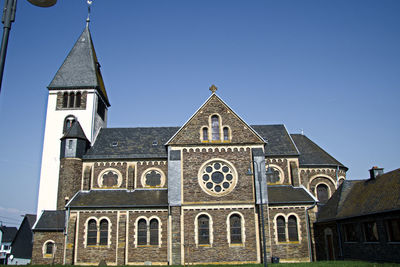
[0,0,16,94]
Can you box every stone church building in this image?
[32,24,347,265]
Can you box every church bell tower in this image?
[36,23,110,216]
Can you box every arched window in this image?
[63,116,76,133]
[288,215,299,241]
[223,127,229,141]
[137,219,147,245]
[277,216,286,242]
[87,219,97,245]
[198,215,210,245]
[267,167,281,184]
[317,184,329,203]
[230,214,242,244]
[62,92,68,108]
[149,219,159,245]
[211,115,220,141]
[68,93,75,108]
[75,92,82,108]
[202,127,208,141]
[45,241,54,255]
[99,219,108,245]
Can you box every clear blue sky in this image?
[0,0,399,227]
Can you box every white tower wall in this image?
[36,90,107,216]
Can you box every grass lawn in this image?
[6,262,400,267]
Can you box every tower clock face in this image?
[198,159,237,196]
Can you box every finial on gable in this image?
[209,84,218,94]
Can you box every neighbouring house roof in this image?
[291,134,347,169]
[33,211,65,231]
[48,25,110,107]
[317,168,400,222]
[61,121,89,141]
[67,189,168,208]
[268,185,316,205]
[10,214,36,259]
[0,226,17,243]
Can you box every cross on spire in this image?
[209,84,218,94]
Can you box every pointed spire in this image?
[48,23,110,107]
[86,0,93,27]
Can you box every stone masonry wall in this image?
[182,147,254,204]
[268,206,311,262]
[127,210,169,264]
[182,207,258,264]
[57,158,83,210]
[31,231,65,265]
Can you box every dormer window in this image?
[211,115,220,141]
[63,115,76,133]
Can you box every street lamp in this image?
[247,161,273,267]
[0,0,57,94]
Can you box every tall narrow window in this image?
[149,219,159,245]
[288,215,299,241]
[364,221,379,242]
[137,219,147,245]
[87,219,97,245]
[45,242,54,254]
[202,127,208,141]
[386,218,400,242]
[223,127,229,141]
[317,184,329,203]
[75,92,82,108]
[63,92,68,108]
[230,214,242,244]
[63,116,76,133]
[99,219,108,245]
[277,216,286,242]
[69,93,75,108]
[198,215,210,245]
[211,115,220,141]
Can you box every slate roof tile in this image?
[33,210,65,231]
[0,226,17,242]
[268,185,316,204]
[67,189,168,208]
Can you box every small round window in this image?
[198,159,237,196]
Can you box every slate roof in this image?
[83,126,343,169]
[291,134,346,169]
[0,226,17,242]
[268,185,316,205]
[67,189,168,208]
[61,121,88,140]
[251,125,299,156]
[33,210,65,231]
[317,168,400,222]
[10,214,36,259]
[48,25,110,106]
[84,127,180,159]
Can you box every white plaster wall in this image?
[36,90,106,217]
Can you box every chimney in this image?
[369,166,384,179]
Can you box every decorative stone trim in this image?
[83,216,112,248]
[97,168,123,188]
[273,212,302,244]
[226,211,246,246]
[308,174,337,191]
[42,240,55,258]
[194,212,214,247]
[140,167,166,188]
[197,158,238,197]
[134,216,162,248]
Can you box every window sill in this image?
[86,245,109,248]
[277,241,300,244]
[198,244,212,247]
[363,241,379,244]
[43,254,53,258]
[229,243,245,247]
[137,245,160,248]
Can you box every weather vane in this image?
[86,0,93,24]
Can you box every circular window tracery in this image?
[141,168,166,188]
[199,160,237,196]
[98,168,122,188]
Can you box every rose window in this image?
[199,160,237,196]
